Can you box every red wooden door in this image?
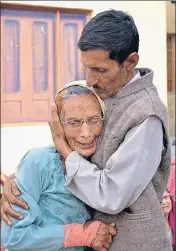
[1,10,55,123]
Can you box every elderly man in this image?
[1,10,172,251]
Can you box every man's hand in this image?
[1,175,28,225]
[48,103,72,160]
[86,222,117,251]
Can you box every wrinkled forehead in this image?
[55,83,106,117]
[62,94,101,118]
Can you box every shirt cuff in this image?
[65,151,81,186]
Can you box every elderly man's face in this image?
[81,49,137,99]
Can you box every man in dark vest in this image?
[1,10,172,251]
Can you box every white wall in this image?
[1,1,168,175]
[1,125,53,175]
[166,1,176,34]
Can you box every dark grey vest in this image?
[91,68,172,251]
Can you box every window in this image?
[167,34,175,93]
[1,5,90,123]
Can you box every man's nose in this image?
[80,122,91,138]
[86,69,97,87]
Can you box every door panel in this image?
[1,9,55,123]
[60,13,87,87]
[28,17,55,121]
[1,16,26,122]
[167,34,175,93]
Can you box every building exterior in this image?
[1,1,170,175]
[166,1,175,136]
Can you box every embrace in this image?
[1,10,172,251]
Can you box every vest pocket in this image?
[123,211,151,220]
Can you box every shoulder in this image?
[140,116,162,128]
[126,93,154,115]
[23,146,58,160]
[16,146,62,191]
[18,146,62,173]
[143,85,168,117]
[124,88,167,126]
[128,116,163,141]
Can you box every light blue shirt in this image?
[2,146,90,251]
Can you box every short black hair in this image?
[78,10,139,65]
